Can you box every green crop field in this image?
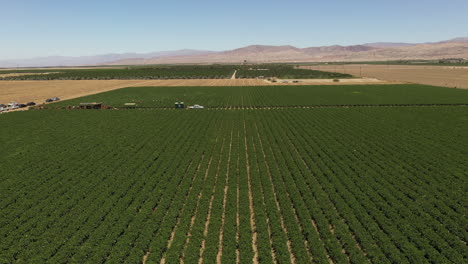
[0,64,351,80]
[46,84,468,108]
[0,65,236,80]
[1,84,467,264]
[236,65,352,79]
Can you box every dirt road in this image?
[231,70,237,79]
[299,65,468,89]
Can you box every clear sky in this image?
[1,0,467,59]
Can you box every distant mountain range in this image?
[1,37,467,68]
[0,50,214,68]
[363,37,468,48]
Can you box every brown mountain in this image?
[111,41,468,65]
[5,37,466,67]
[364,37,468,48]
[337,42,468,61]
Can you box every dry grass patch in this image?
[299,65,468,89]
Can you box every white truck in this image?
[7,102,19,110]
[188,104,204,109]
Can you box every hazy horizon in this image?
[1,0,467,60]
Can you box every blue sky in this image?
[1,0,467,59]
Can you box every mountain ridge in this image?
[1,37,467,68]
[112,39,468,65]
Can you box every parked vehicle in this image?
[45,99,53,102]
[26,102,36,106]
[18,104,27,108]
[7,102,18,107]
[189,104,205,109]
[52,97,60,101]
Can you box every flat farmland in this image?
[45,84,468,108]
[0,78,399,105]
[1,105,466,263]
[0,79,268,104]
[1,85,467,264]
[299,65,468,89]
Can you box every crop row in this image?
[46,84,468,109]
[0,66,236,80]
[236,65,352,79]
[0,64,353,80]
[0,107,466,263]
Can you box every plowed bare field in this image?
[0,72,59,78]
[0,79,266,104]
[0,78,397,104]
[299,65,468,89]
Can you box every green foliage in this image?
[0,65,236,80]
[236,64,353,79]
[0,85,467,263]
[46,84,468,108]
[0,64,354,80]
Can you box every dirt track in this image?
[0,78,398,104]
[300,65,468,89]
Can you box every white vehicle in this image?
[7,102,19,110]
[189,104,204,109]
[7,101,18,107]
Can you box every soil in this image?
[299,65,468,89]
[0,79,265,104]
[243,119,259,264]
[0,72,59,78]
[0,77,401,105]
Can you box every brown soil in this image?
[180,155,214,264]
[243,119,259,264]
[0,79,270,104]
[299,65,468,89]
[0,77,401,105]
[142,251,150,264]
[0,72,59,78]
[181,132,221,264]
[216,130,233,264]
[254,124,297,264]
[198,133,227,264]
[160,154,205,264]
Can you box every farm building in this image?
[79,102,103,109]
